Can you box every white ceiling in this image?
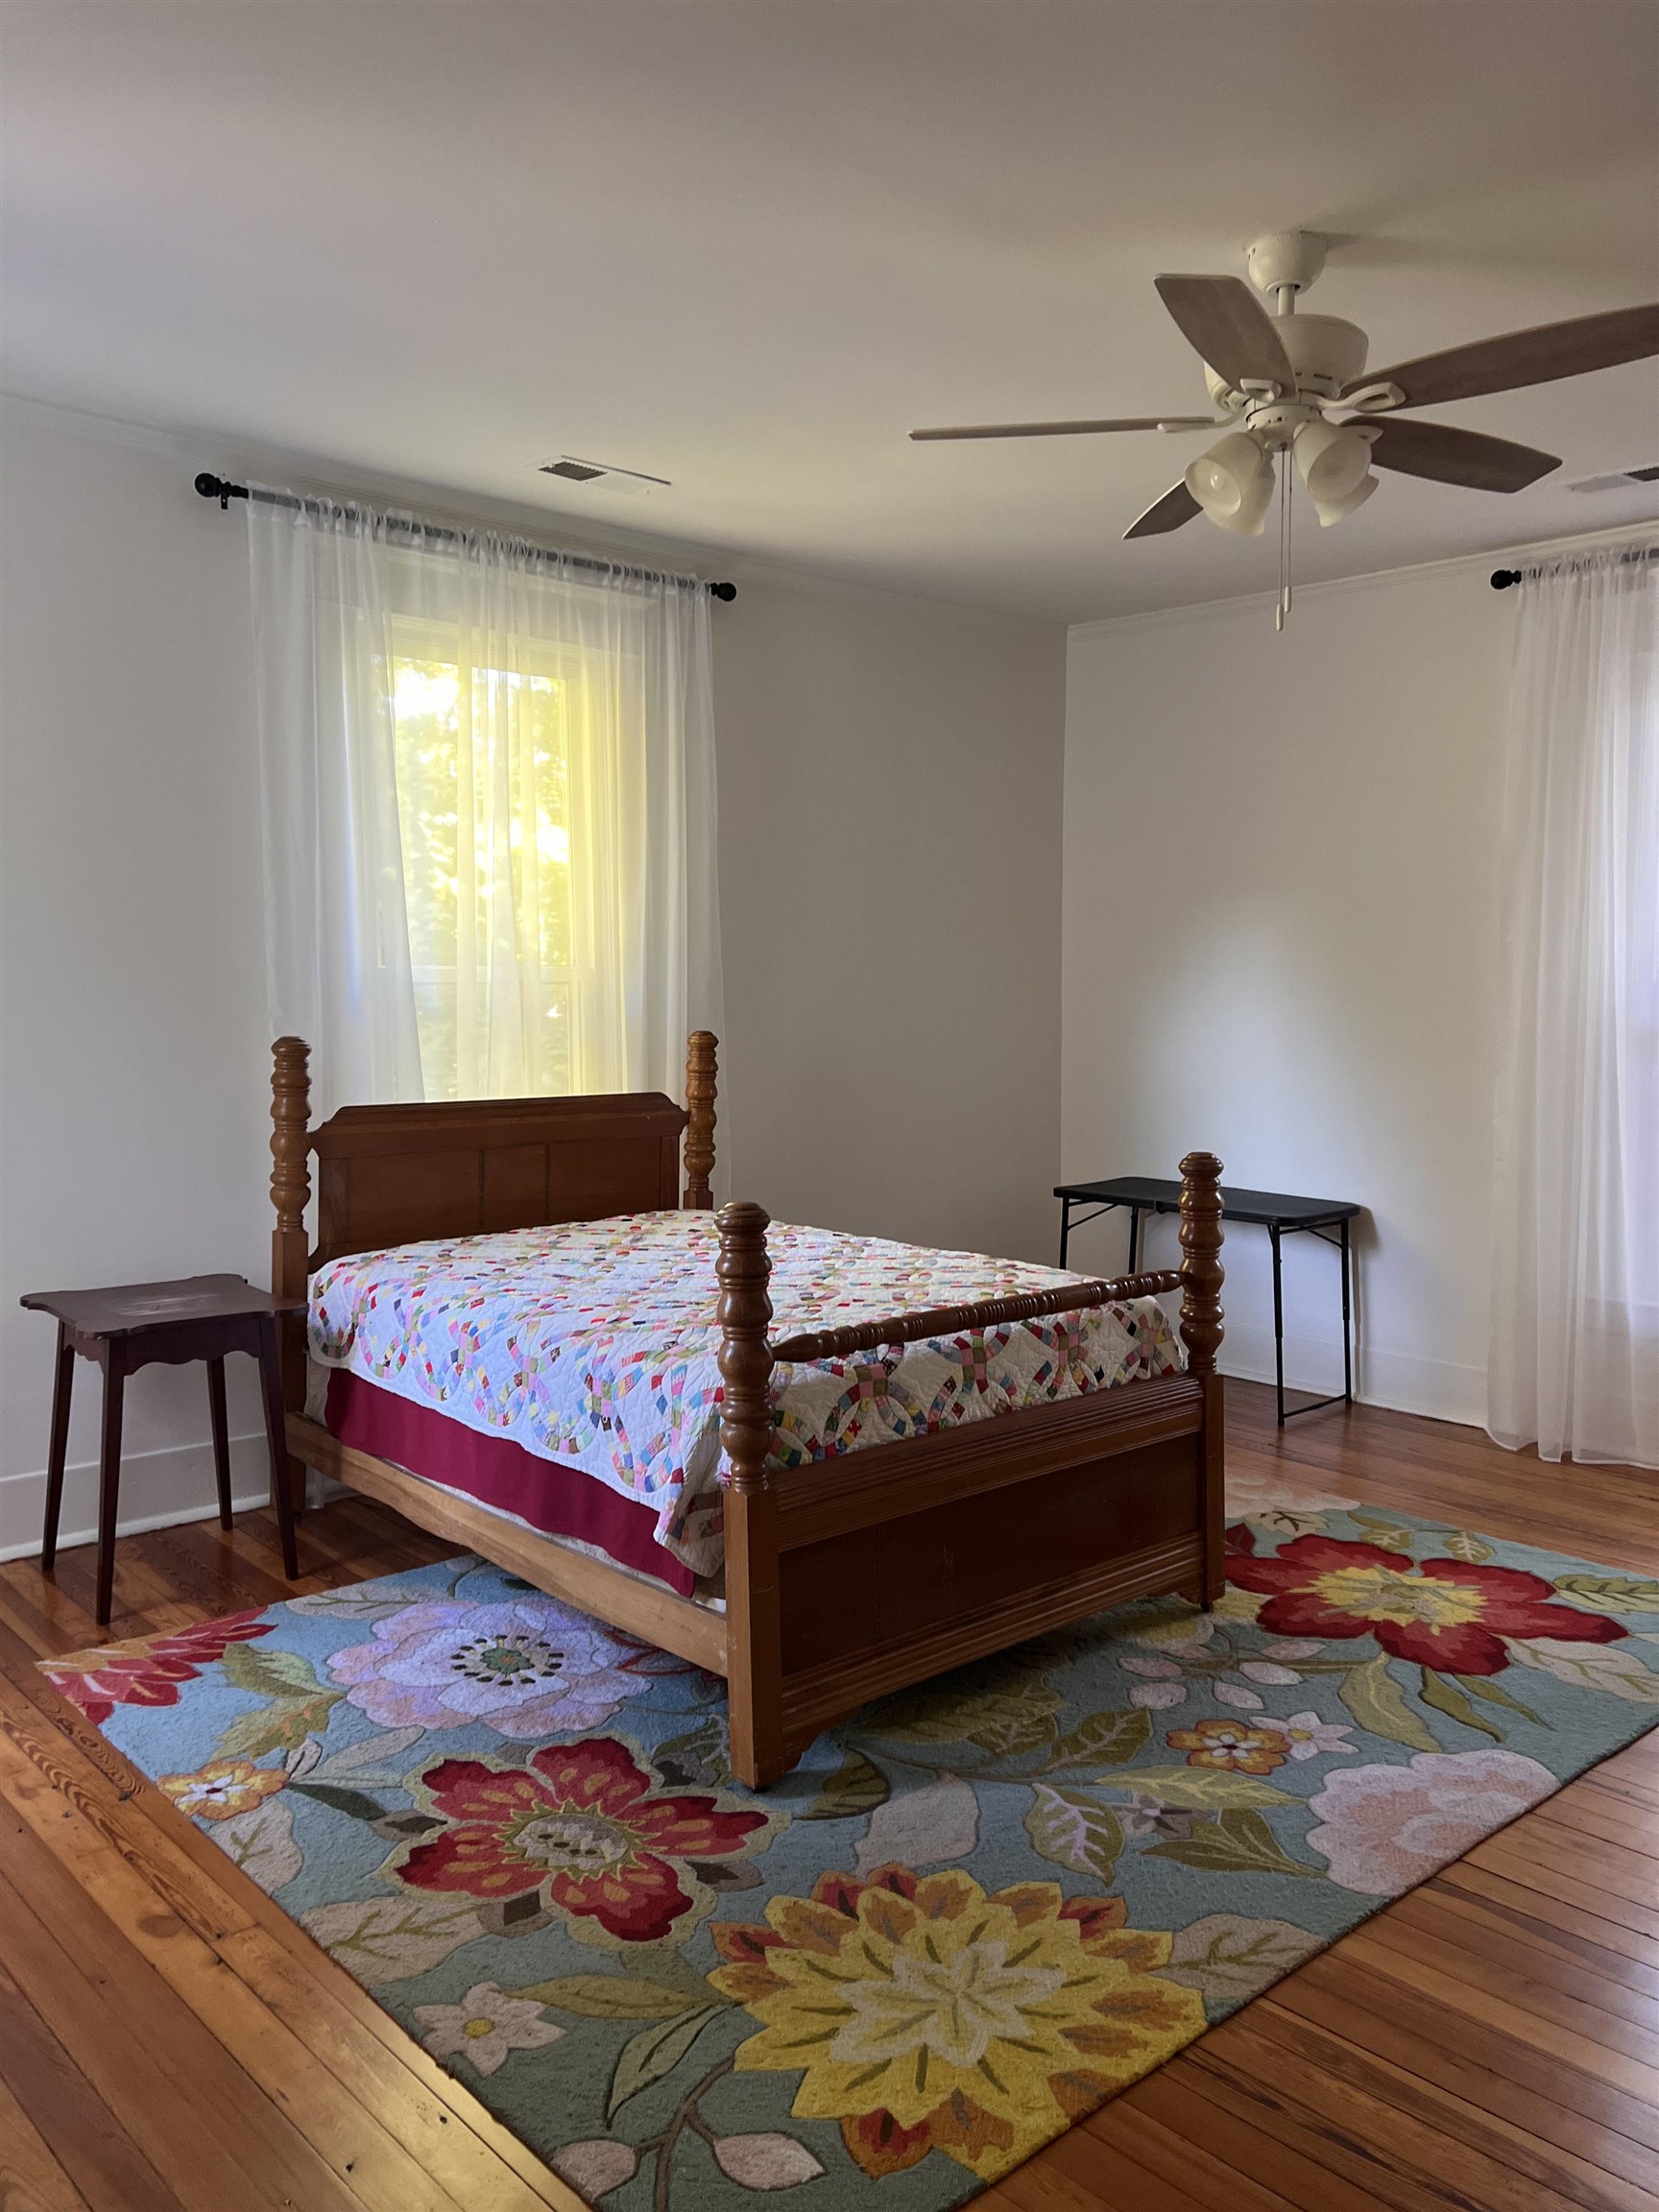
[4,0,1656,623]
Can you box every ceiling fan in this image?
[910,232,1659,612]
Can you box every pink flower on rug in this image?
[328,1597,649,1738]
[1307,1748,1556,1895]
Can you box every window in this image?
[250,493,720,1114]
[390,645,580,1099]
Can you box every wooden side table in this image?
[19,1274,303,1625]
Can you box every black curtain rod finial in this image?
[191,467,734,598]
[1490,568,1522,589]
[195,471,248,510]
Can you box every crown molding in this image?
[2,387,1063,638]
[1067,518,1659,642]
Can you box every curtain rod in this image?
[193,473,737,601]
[1491,542,1657,589]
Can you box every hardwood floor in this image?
[0,1382,1654,2212]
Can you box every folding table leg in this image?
[1271,1224,1286,1426]
[1340,1216,1353,1404]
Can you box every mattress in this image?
[310,1210,1184,1580]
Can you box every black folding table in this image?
[1054,1175,1360,1426]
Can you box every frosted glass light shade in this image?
[1294,419,1374,504]
[1311,472,1378,526]
[1186,432,1275,536]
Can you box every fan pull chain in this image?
[1286,457,1293,625]
[1276,452,1294,631]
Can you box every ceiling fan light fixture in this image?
[1310,471,1379,527]
[1186,431,1275,535]
[1294,419,1376,505]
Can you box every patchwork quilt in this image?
[310,1211,1184,1576]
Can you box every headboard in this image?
[309,1092,691,1264]
[269,1033,718,1414]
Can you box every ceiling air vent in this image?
[539,456,672,491]
[1568,465,1659,493]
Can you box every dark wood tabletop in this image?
[19,1273,303,1339]
[19,1273,303,1623]
[1052,1175,1360,1228]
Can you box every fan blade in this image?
[1350,303,1659,409]
[1367,419,1560,492]
[1154,274,1294,393]
[1123,480,1202,539]
[909,416,1220,441]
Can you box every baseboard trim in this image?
[0,1488,275,1564]
[1218,1324,1486,1430]
[1,1429,277,1562]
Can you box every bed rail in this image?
[715,1152,1225,1496]
[771,1271,1183,1362]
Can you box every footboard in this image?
[718,1157,1226,1785]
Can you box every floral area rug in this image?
[43,1483,1659,2212]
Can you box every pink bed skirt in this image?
[324,1370,698,1597]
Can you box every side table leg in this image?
[256,1317,300,1580]
[95,1345,126,1627]
[1271,1224,1286,1427]
[1058,1199,1071,1268]
[206,1357,234,1529]
[41,1324,75,1573]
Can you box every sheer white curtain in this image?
[1489,541,1658,1469]
[248,490,722,1114]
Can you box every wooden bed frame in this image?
[271,1032,1226,1788]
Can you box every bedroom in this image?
[0,1,1655,2205]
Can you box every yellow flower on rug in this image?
[709,1863,1204,2180]
[156,1757,286,1821]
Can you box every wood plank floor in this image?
[0,1382,1654,2212]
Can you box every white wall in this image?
[1061,565,1519,1427]
[715,579,1063,1261]
[0,397,1064,1558]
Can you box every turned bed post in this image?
[716,1199,784,1789]
[683,1031,717,1209]
[1177,1150,1226,1605]
[270,1037,313,1522]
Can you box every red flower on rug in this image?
[1227,1534,1627,1675]
[43,1611,275,1725]
[393,1737,768,1943]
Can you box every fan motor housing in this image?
[1204,313,1369,427]
[1278,314,1368,395]
[1246,229,1328,298]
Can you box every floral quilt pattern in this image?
[309,1211,1183,1572]
[56,1486,1659,2212]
